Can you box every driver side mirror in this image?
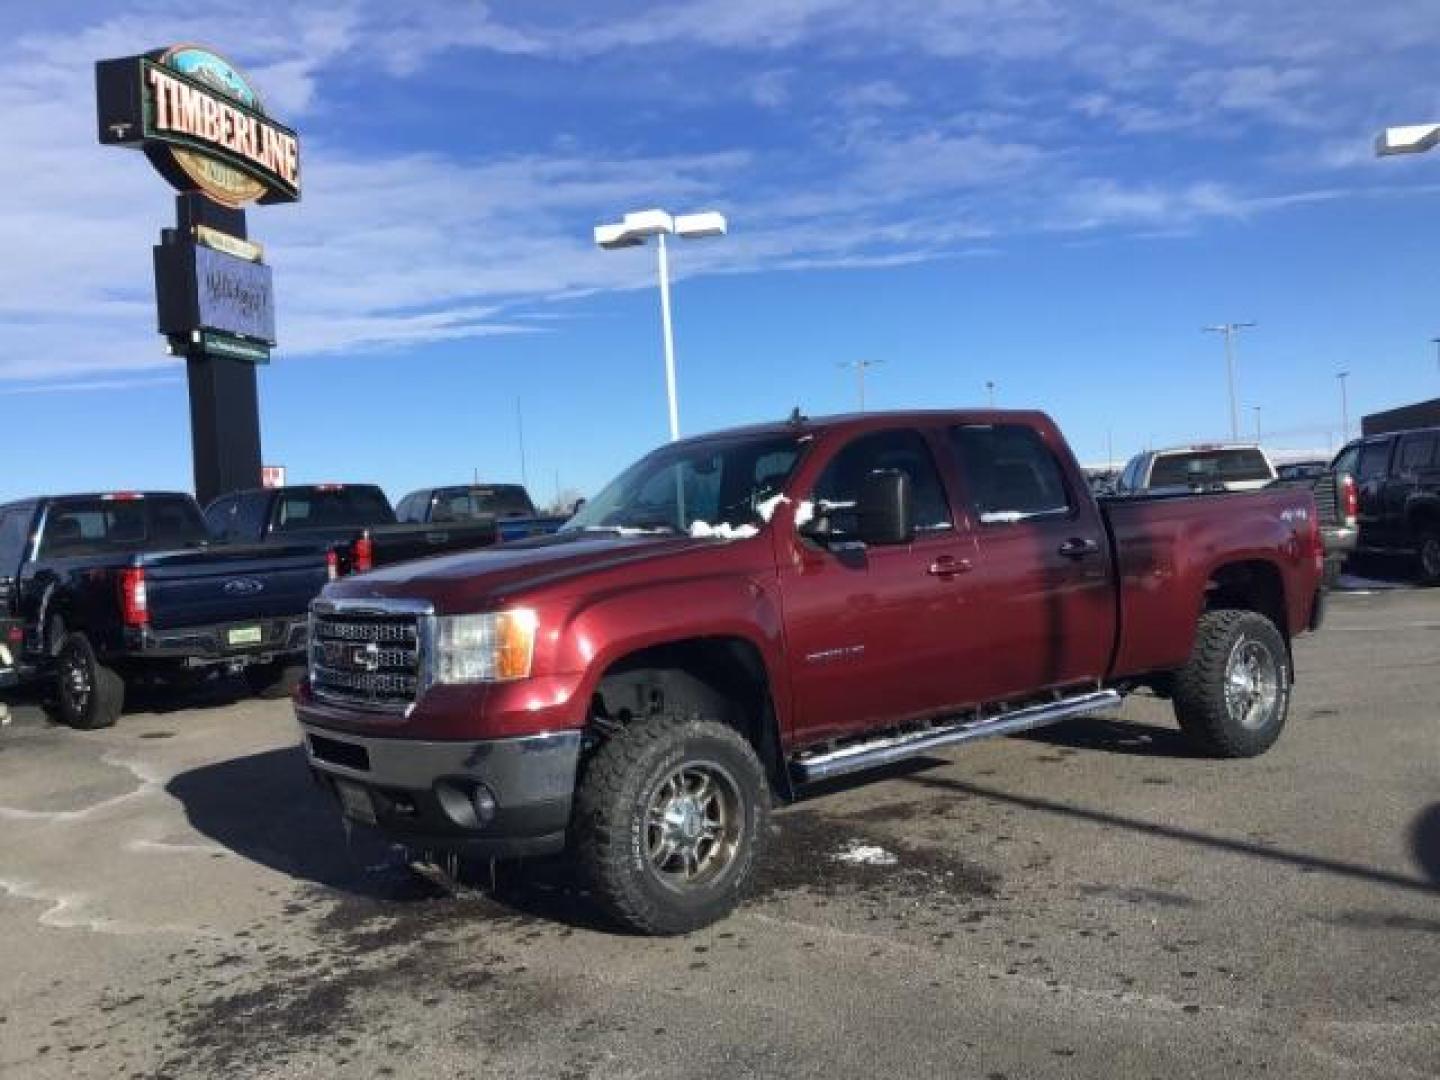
[856,469,913,546]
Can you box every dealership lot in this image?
[1,588,1436,1080]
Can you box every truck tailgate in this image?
[367,520,497,565]
[138,544,330,630]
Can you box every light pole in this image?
[1203,322,1257,441]
[1337,370,1351,443]
[1376,123,1440,156]
[838,359,883,410]
[1253,405,1262,444]
[1431,336,1440,376]
[985,380,996,408]
[594,209,728,441]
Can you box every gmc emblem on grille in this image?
[350,642,382,672]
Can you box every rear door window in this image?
[948,424,1073,523]
[1397,434,1437,471]
[1356,441,1392,481]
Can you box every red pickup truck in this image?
[295,410,1325,934]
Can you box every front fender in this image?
[558,572,792,737]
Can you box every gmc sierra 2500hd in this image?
[295,410,1326,933]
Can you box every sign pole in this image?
[170,193,263,505]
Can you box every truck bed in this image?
[1100,486,1322,681]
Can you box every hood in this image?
[322,530,760,613]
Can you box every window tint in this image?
[1356,442,1391,481]
[1398,434,1436,471]
[271,486,395,531]
[39,497,206,557]
[1148,448,1272,488]
[810,429,952,536]
[0,507,32,573]
[430,486,535,521]
[949,424,1073,523]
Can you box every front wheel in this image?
[1173,610,1290,758]
[54,632,125,730]
[572,715,769,935]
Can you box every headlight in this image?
[433,609,538,684]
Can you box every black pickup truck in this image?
[1334,427,1440,581]
[204,484,497,576]
[0,492,330,728]
[394,483,569,543]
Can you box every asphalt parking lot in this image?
[1,586,1437,1080]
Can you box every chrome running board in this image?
[791,689,1121,784]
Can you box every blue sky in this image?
[3,1,1440,505]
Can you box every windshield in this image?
[39,496,207,557]
[562,434,804,537]
[1149,448,1273,487]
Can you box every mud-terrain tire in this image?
[573,714,769,935]
[1173,610,1290,758]
[244,661,305,700]
[1418,529,1440,585]
[54,632,125,730]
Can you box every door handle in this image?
[927,556,973,577]
[1057,537,1099,559]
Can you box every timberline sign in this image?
[96,45,301,207]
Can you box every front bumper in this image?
[120,615,309,666]
[297,721,582,859]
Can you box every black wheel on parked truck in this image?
[1172,609,1290,758]
[573,713,770,935]
[1418,529,1440,585]
[243,660,305,700]
[54,632,125,730]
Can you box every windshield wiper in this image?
[576,523,678,536]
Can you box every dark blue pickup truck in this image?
[394,483,569,543]
[0,492,329,728]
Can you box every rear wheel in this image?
[1418,529,1440,585]
[1173,610,1290,758]
[54,632,125,730]
[573,714,769,935]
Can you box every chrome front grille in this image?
[309,600,430,710]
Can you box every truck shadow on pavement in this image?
[165,745,616,929]
[1020,714,1203,758]
[906,774,1440,899]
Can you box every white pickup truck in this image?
[1116,443,1277,494]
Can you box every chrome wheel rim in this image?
[1224,637,1280,730]
[62,651,91,717]
[644,763,743,890]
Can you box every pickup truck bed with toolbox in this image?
[0,492,330,728]
[295,409,1325,933]
[205,483,497,577]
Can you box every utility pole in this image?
[985,380,996,408]
[1203,322,1257,442]
[1337,371,1351,443]
[838,360,883,411]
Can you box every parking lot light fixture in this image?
[593,208,729,441]
[1375,123,1440,156]
[1337,370,1351,443]
[1203,322,1257,442]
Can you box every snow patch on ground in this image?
[832,840,899,867]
